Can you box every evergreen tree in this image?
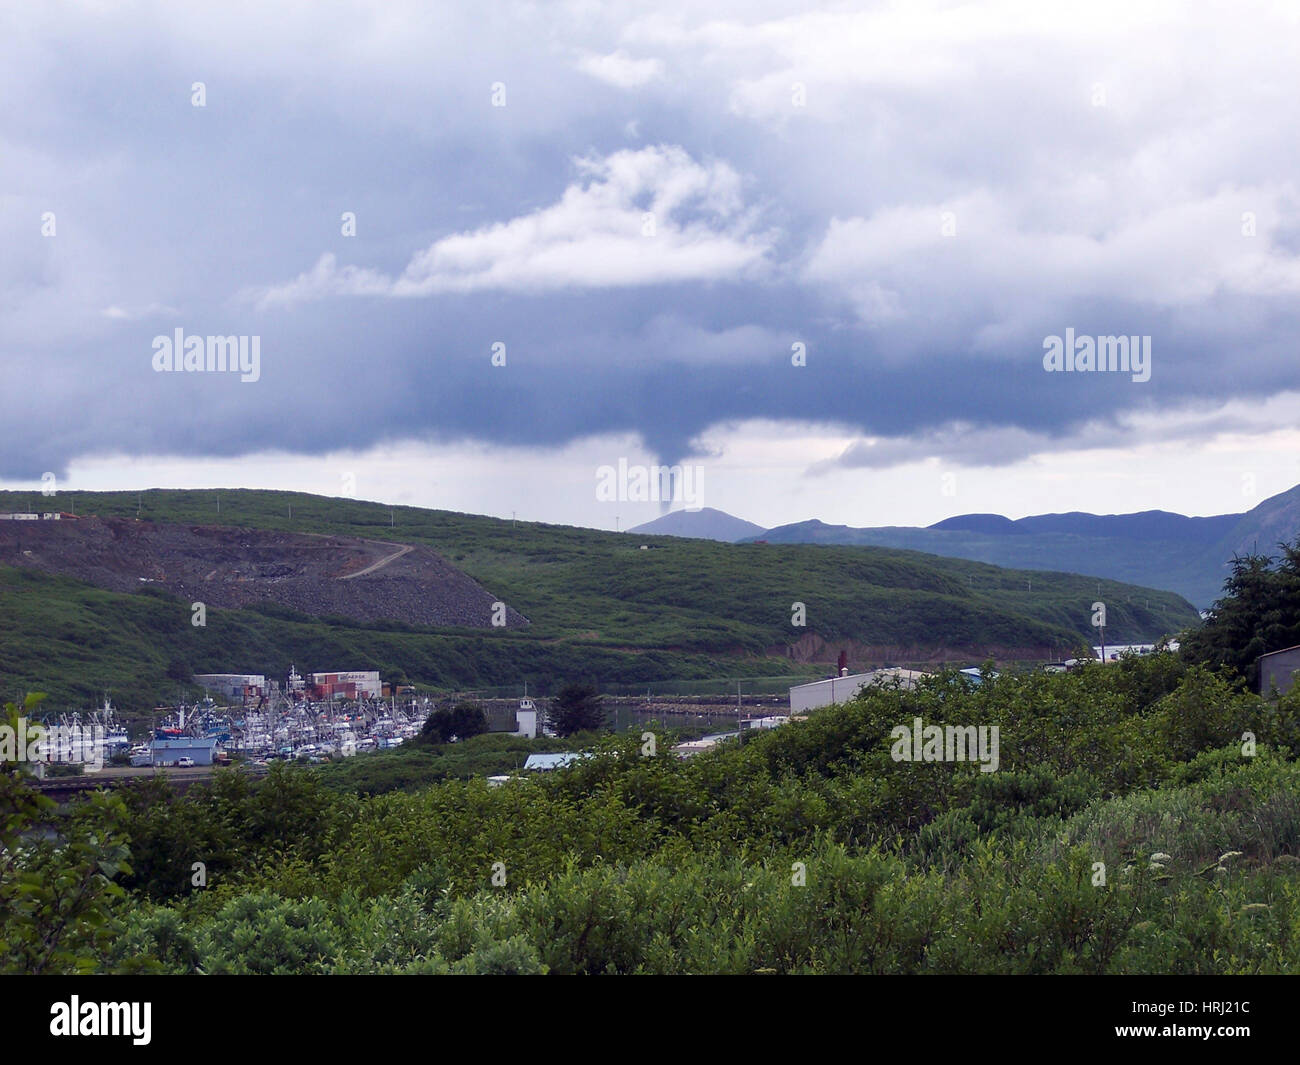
[547,683,607,737]
[1180,541,1300,686]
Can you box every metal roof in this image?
[151,737,219,750]
[522,752,588,770]
[1258,644,1300,660]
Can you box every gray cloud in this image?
[4,1,1300,487]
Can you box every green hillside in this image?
[0,489,1200,716]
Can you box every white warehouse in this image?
[789,668,929,713]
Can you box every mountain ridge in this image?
[743,486,1300,608]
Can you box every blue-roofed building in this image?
[150,737,220,766]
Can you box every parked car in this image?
[176,756,195,768]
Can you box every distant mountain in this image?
[748,485,1300,609]
[930,510,1239,544]
[929,514,1018,535]
[1215,484,1300,562]
[629,507,765,542]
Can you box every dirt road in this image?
[341,542,414,579]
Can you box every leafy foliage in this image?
[12,655,1300,974]
[1,694,133,973]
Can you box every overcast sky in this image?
[4,1,1300,531]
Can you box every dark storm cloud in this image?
[4,1,1300,480]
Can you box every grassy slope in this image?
[0,489,1200,715]
[0,566,753,718]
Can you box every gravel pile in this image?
[0,516,529,629]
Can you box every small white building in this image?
[1091,643,1177,662]
[671,732,738,758]
[523,753,590,771]
[740,715,789,731]
[513,697,539,739]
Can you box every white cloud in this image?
[255,145,772,306]
[803,185,1300,333]
[576,49,665,88]
[622,2,1295,123]
[101,303,180,321]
